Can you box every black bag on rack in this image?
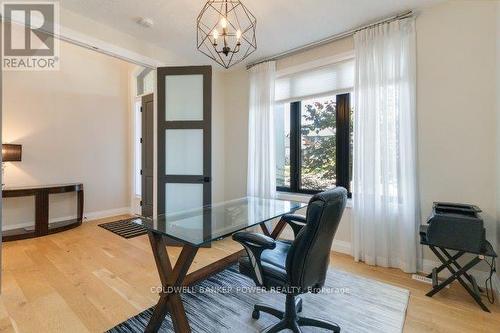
[420,202,485,254]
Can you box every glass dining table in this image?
[133,196,306,333]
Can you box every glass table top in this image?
[133,196,307,247]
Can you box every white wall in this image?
[223,69,249,200]
[496,0,500,285]
[212,70,227,203]
[2,40,134,229]
[221,1,499,271]
[416,0,497,270]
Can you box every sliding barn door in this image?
[157,66,212,223]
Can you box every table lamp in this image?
[2,144,22,189]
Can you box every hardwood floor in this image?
[0,215,498,332]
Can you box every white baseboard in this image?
[2,207,132,231]
[83,207,132,221]
[332,240,352,255]
[2,215,81,231]
[2,221,35,231]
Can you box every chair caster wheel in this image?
[296,297,303,313]
[252,309,260,319]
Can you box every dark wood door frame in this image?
[141,93,154,217]
[157,66,212,246]
[157,66,212,216]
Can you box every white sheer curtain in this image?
[352,18,420,273]
[247,61,277,198]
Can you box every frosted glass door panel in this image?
[157,66,211,218]
[165,183,203,214]
[165,129,203,175]
[165,75,204,121]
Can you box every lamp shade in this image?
[2,144,22,162]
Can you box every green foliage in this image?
[301,99,337,189]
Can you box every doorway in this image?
[133,68,155,216]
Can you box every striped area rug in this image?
[98,218,148,239]
[107,265,409,333]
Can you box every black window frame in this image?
[276,92,352,197]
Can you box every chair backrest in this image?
[285,187,347,291]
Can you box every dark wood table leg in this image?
[270,217,288,239]
[145,213,299,332]
[260,217,288,240]
[260,223,271,236]
[145,231,198,333]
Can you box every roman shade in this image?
[275,58,354,103]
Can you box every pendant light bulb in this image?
[220,17,227,29]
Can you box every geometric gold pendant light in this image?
[197,0,257,68]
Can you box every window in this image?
[274,57,355,195]
[275,93,353,195]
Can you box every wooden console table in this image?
[2,183,84,241]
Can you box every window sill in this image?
[276,191,352,208]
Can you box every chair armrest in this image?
[233,231,276,250]
[232,232,276,285]
[281,214,307,238]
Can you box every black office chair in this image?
[233,187,347,333]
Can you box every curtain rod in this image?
[246,10,414,70]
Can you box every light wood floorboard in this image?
[0,215,498,332]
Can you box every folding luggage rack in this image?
[420,202,497,312]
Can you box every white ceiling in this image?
[60,0,442,67]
